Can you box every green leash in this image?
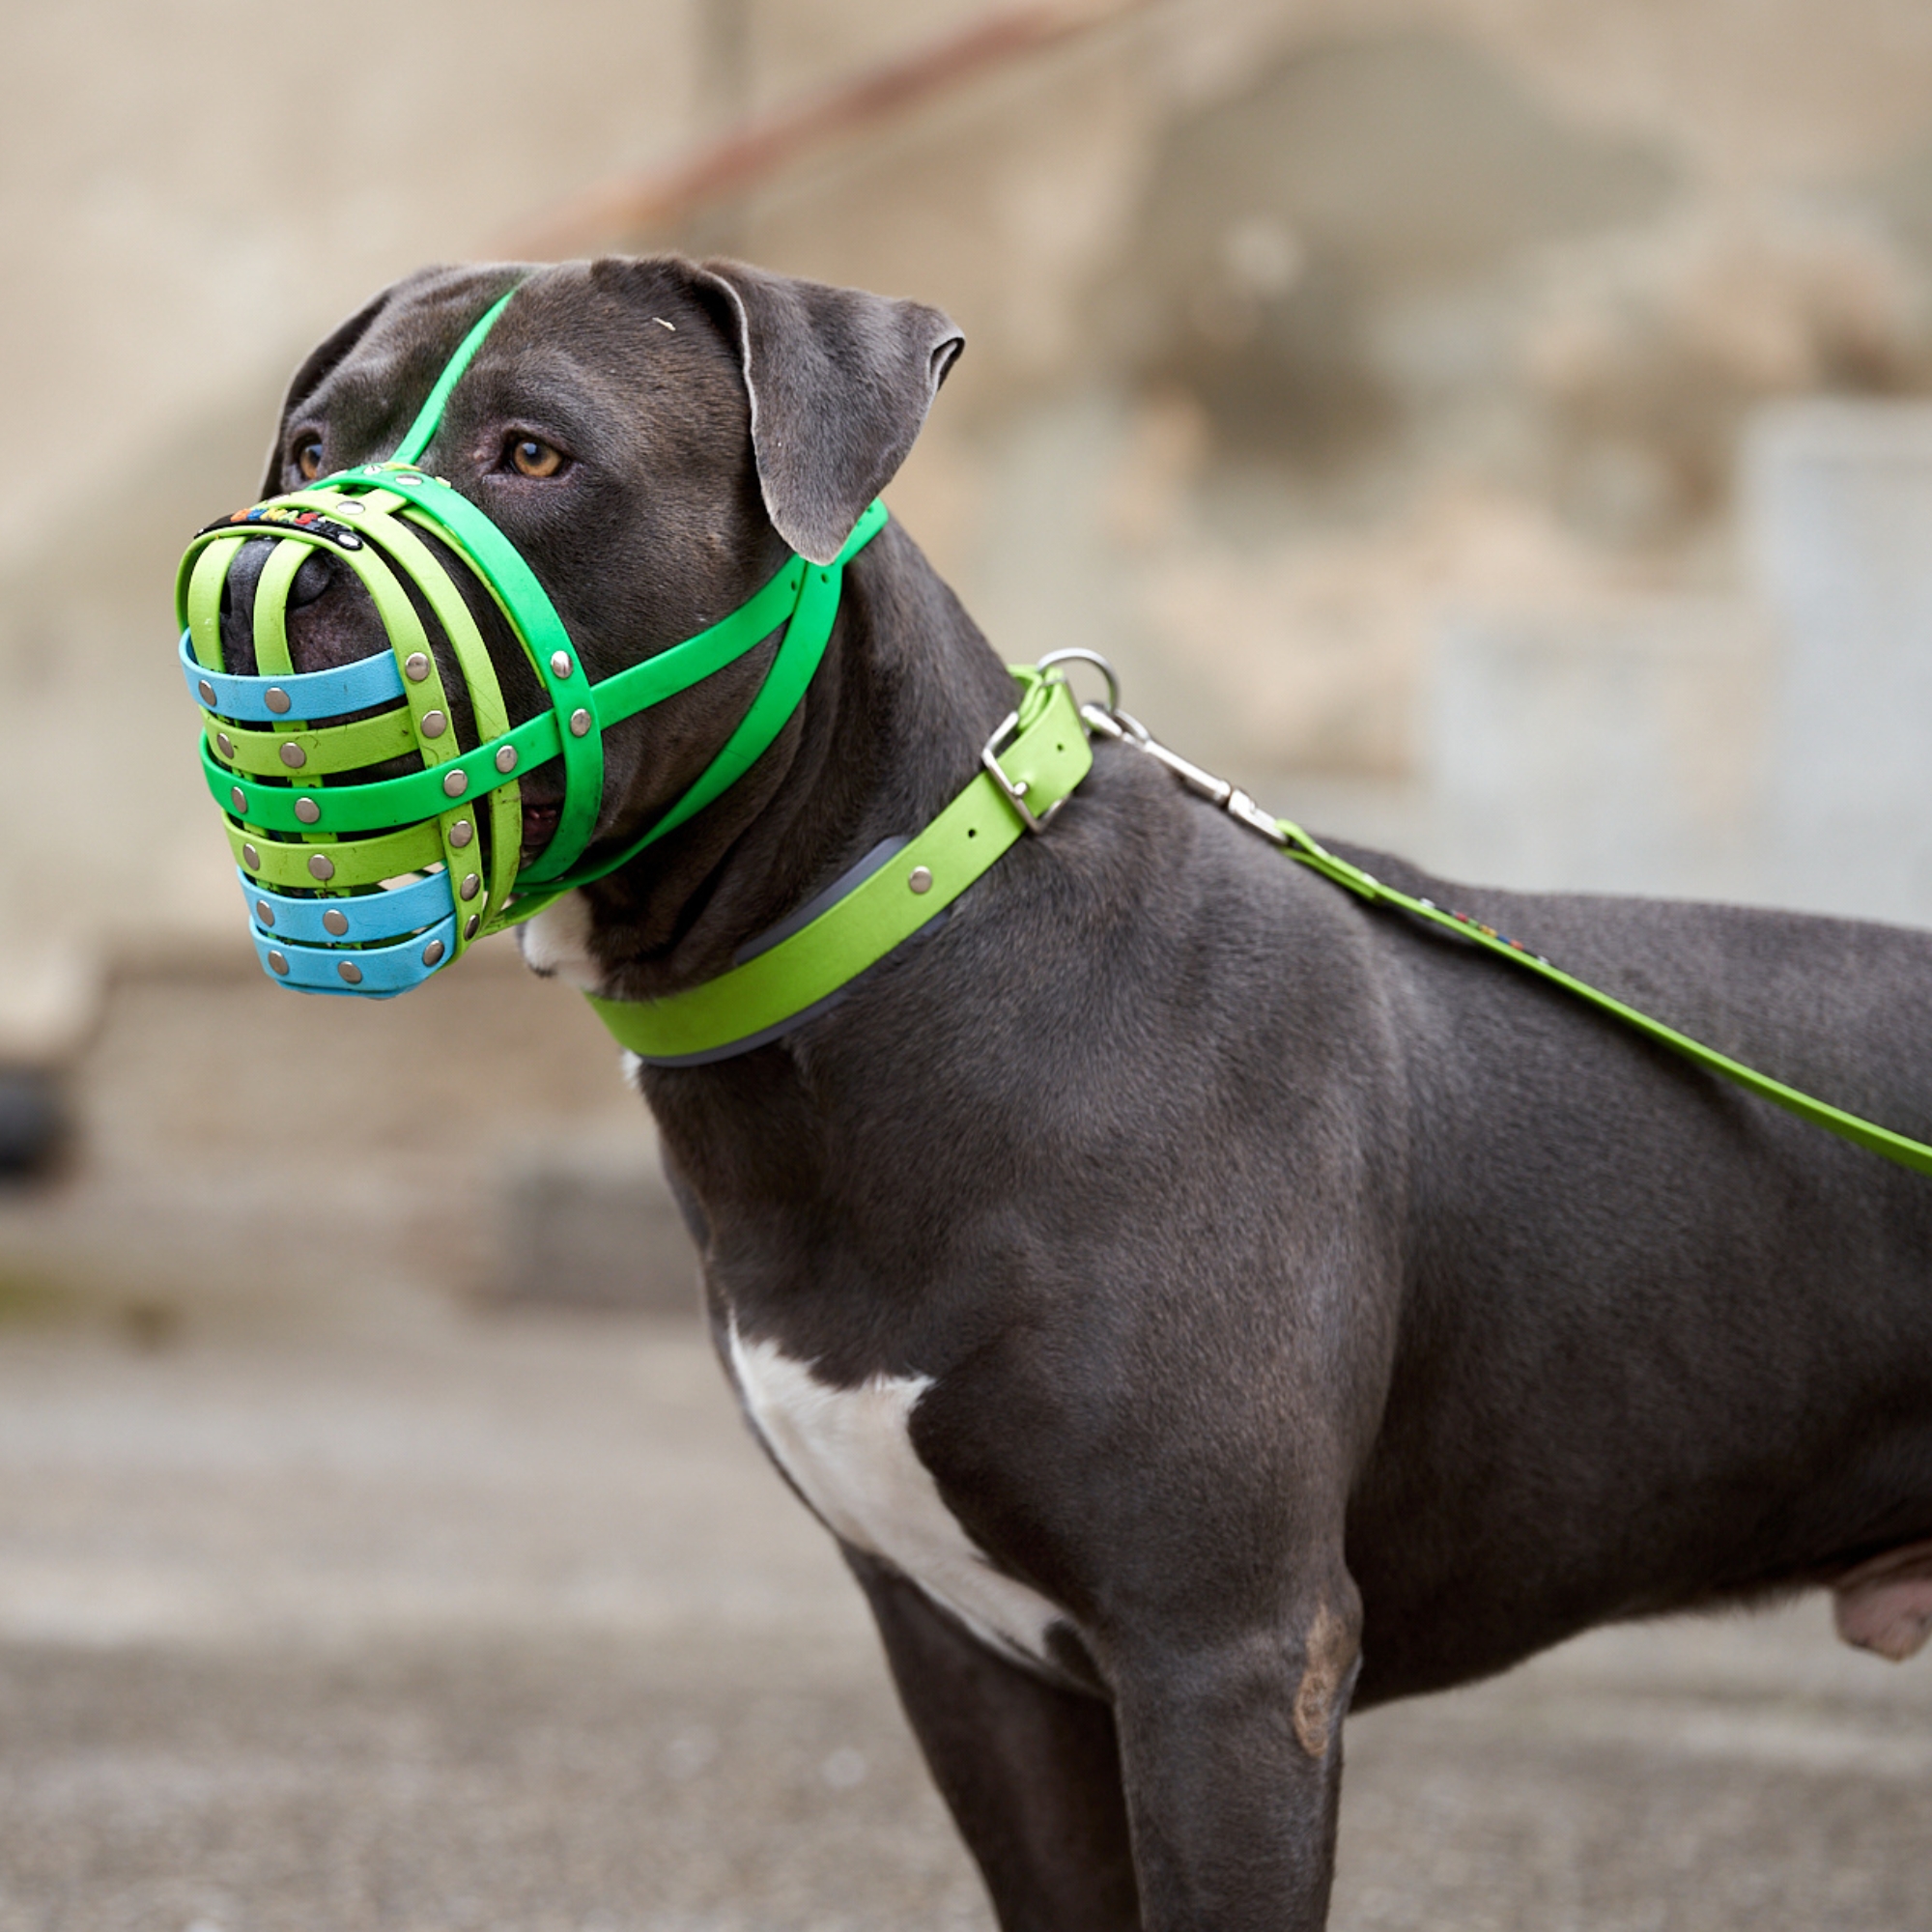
[1280,842,1932,1178]
[594,653,1932,1183]
[1082,697,1932,1179]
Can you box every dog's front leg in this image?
[1108,1580,1361,1931]
[846,1550,1142,1932]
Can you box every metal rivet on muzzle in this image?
[442,769,469,797]
[308,853,336,882]
[448,819,473,847]
[266,688,291,715]
[459,873,481,901]
[255,900,274,927]
[267,950,290,976]
[570,708,591,736]
[334,499,364,519]
[279,742,307,769]
[495,746,518,774]
[908,867,933,895]
[295,797,321,824]
[405,652,432,682]
[230,786,246,812]
[421,939,446,967]
[216,732,235,759]
[337,961,363,985]
[323,909,350,936]
[242,842,261,869]
[550,652,572,678]
[464,915,480,940]
[421,711,448,739]
[197,679,216,706]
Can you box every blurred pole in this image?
[1750,399,1932,925]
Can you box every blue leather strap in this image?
[239,867,455,946]
[247,916,459,996]
[180,630,405,722]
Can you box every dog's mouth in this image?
[518,796,562,870]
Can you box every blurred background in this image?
[3,3,1931,1927]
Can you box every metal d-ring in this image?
[1037,648,1122,719]
[982,651,1128,834]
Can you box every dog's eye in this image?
[294,437,324,482]
[509,437,565,479]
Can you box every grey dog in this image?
[226,255,1932,1929]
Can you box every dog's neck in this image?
[526,521,1016,1004]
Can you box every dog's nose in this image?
[286,549,333,611]
[216,535,382,676]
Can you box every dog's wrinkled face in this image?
[225,260,781,868]
[223,255,962,872]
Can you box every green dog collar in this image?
[586,666,1093,1063]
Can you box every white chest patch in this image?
[517,891,601,990]
[727,1326,1063,1667]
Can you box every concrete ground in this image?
[0,1306,1925,1932]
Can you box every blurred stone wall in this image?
[12,1,1932,1304]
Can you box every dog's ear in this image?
[692,259,965,566]
[262,268,446,496]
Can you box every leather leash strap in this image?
[1078,706,1932,1181]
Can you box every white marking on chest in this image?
[517,891,601,989]
[727,1327,1062,1666]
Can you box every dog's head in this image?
[216,257,962,894]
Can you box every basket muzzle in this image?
[177,285,886,999]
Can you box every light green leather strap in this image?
[210,705,419,777]
[586,671,1092,1061]
[224,817,443,892]
[1261,823,1932,1179]
[251,540,304,677]
[318,489,523,942]
[185,538,245,670]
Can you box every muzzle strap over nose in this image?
[177,284,886,998]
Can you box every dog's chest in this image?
[726,1326,1063,1667]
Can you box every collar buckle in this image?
[980,709,1063,834]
